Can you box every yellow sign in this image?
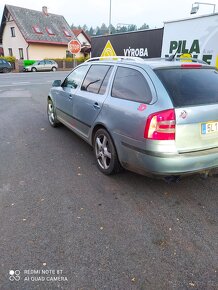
[100,40,117,57]
[180,53,192,62]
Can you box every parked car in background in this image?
[24,60,58,72]
[47,56,218,181]
[0,59,12,73]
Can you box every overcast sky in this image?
[0,0,218,29]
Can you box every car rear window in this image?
[155,68,218,107]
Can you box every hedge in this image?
[23,60,36,67]
[0,56,16,63]
[45,56,90,63]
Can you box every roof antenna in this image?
[166,47,179,61]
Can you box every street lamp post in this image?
[109,0,112,34]
[190,2,216,14]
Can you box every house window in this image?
[46,27,55,35]
[19,48,24,59]
[33,25,43,34]
[63,29,71,37]
[11,27,15,37]
[8,48,13,56]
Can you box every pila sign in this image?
[161,14,218,68]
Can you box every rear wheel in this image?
[51,67,57,72]
[47,99,59,127]
[94,129,121,175]
[2,67,10,73]
[31,67,37,72]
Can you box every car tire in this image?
[51,67,57,72]
[2,67,10,73]
[47,99,59,127]
[31,67,37,72]
[94,128,122,175]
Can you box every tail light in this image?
[181,64,202,68]
[144,109,175,140]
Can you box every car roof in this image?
[85,57,211,70]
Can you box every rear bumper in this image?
[119,141,218,176]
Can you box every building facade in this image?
[0,5,76,60]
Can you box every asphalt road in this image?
[0,71,217,290]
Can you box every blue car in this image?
[0,59,12,73]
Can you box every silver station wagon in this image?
[47,57,218,180]
[24,60,58,72]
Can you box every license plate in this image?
[201,121,218,135]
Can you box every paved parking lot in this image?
[0,72,217,289]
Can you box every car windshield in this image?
[155,67,218,107]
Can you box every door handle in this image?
[93,102,100,109]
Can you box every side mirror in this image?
[52,80,62,87]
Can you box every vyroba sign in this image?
[68,39,81,54]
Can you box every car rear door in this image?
[45,60,52,70]
[72,64,114,138]
[155,66,218,153]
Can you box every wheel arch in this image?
[91,124,120,161]
[47,95,52,102]
[91,124,109,147]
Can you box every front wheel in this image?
[51,67,57,72]
[94,129,121,175]
[31,67,37,72]
[47,99,59,127]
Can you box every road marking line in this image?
[12,82,30,84]
[0,83,50,87]
[0,95,31,98]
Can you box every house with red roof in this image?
[72,29,91,57]
[0,4,76,60]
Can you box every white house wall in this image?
[77,33,90,46]
[2,17,28,59]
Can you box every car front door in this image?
[35,61,45,71]
[54,65,88,127]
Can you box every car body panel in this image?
[175,104,218,153]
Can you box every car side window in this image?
[99,66,113,95]
[62,65,88,89]
[81,65,111,94]
[0,60,2,64]
[112,67,152,103]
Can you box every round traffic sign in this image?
[68,39,81,54]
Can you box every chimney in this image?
[42,6,48,16]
